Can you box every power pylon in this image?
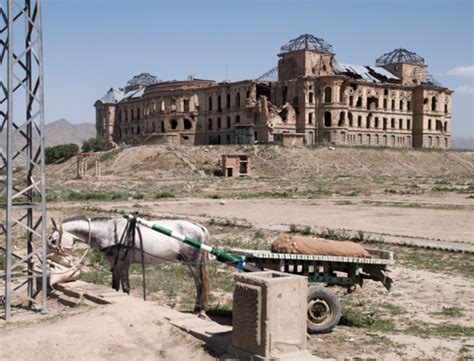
[0,0,48,320]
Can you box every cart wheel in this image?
[307,286,341,334]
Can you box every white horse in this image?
[48,216,210,313]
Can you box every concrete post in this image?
[228,271,308,360]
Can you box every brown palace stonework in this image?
[95,34,452,149]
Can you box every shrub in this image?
[81,137,104,153]
[122,134,140,146]
[45,143,79,164]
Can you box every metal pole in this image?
[1,0,48,319]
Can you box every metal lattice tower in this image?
[0,0,48,320]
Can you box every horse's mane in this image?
[62,215,115,223]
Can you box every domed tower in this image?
[375,48,427,86]
[278,34,335,81]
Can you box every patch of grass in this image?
[433,306,463,317]
[153,191,176,199]
[99,149,122,162]
[339,309,396,332]
[132,192,145,200]
[301,226,312,235]
[289,224,298,233]
[405,322,474,337]
[381,302,403,316]
[334,200,354,206]
[254,229,265,239]
[369,243,474,278]
[65,190,129,201]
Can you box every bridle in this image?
[51,217,93,250]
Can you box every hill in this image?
[47,144,474,198]
[45,119,96,147]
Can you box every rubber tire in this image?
[306,286,342,334]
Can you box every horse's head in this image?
[48,218,75,249]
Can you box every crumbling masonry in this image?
[95,34,452,149]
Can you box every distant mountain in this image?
[45,119,96,147]
[452,137,474,150]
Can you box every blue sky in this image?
[43,0,473,137]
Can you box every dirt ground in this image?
[2,145,473,360]
[0,298,213,361]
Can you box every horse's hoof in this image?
[197,311,210,320]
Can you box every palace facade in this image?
[95,34,452,149]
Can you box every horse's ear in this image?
[51,218,58,230]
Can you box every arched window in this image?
[184,118,192,130]
[339,87,344,103]
[444,122,448,132]
[170,119,178,130]
[348,112,353,127]
[431,97,437,111]
[338,112,345,126]
[323,131,331,143]
[324,111,332,127]
[235,93,241,108]
[367,134,371,145]
[428,136,432,146]
[324,87,332,103]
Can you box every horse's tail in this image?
[196,222,210,311]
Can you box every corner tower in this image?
[277,34,335,81]
[376,48,427,86]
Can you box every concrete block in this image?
[229,271,307,360]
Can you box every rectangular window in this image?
[407,119,411,130]
[391,99,395,110]
[309,92,314,104]
[183,99,190,112]
[383,98,387,109]
[399,119,403,129]
[308,112,313,124]
[349,96,353,106]
[407,101,411,111]
[357,116,362,127]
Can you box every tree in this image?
[45,143,79,164]
[81,137,104,153]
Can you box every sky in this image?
[42,0,474,138]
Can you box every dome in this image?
[280,33,333,53]
[126,73,161,87]
[376,48,425,66]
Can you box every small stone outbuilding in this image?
[222,154,251,177]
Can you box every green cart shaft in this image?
[123,214,259,272]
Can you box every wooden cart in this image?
[231,247,394,333]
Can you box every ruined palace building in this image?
[95,34,452,149]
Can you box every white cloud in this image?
[455,85,474,94]
[447,65,474,76]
